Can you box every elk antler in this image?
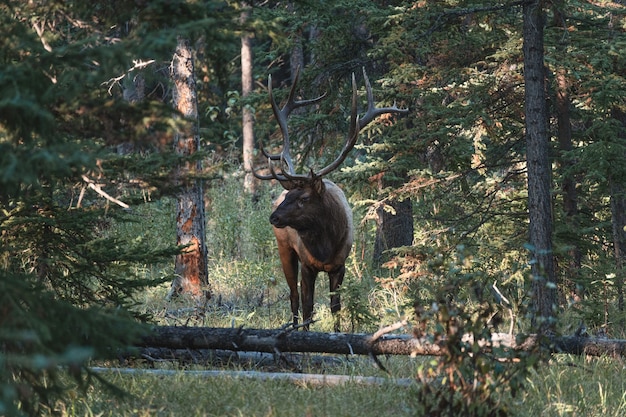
[254,67,326,182]
[316,67,409,177]
[254,67,408,183]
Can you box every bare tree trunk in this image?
[117,74,146,155]
[288,2,305,78]
[168,37,209,300]
[241,6,256,195]
[551,4,581,305]
[555,70,581,295]
[290,31,304,79]
[93,367,414,387]
[523,1,556,331]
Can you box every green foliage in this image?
[336,275,379,332]
[311,0,626,338]
[206,174,276,261]
[411,247,538,417]
[0,274,148,416]
[83,191,625,417]
[244,0,623,334]
[0,0,240,414]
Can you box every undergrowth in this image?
[91,174,626,417]
[54,354,626,417]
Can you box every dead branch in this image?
[81,175,130,209]
[371,320,408,342]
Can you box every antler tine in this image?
[315,68,408,178]
[358,67,409,129]
[281,67,327,114]
[267,67,326,180]
[253,153,294,181]
[253,133,281,180]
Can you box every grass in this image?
[71,370,422,417]
[70,175,626,417]
[521,355,626,416]
[59,354,626,417]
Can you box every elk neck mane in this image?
[298,180,353,267]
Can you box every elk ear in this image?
[311,174,326,195]
[278,179,296,190]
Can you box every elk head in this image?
[254,68,407,331]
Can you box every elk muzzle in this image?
[269,210,286,228]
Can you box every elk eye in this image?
[298,196,309,208]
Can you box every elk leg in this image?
[329,266,345,332]
[277,246,300,326]
[300,265,318,330]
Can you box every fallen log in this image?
[137,326,626,358]
[138,326,442,356]
[91,367,415,387]
[133,347,345,369]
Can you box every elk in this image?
[255,68,407,331]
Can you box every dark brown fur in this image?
[270,178,353,331]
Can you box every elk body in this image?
[255,68,407,331]
[270,177,353,332]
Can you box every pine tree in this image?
[168,37,210,299]
[523,0,557,331]
[0,1,237,413]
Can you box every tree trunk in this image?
[552,4,582,305]
[372,173,414,266]
[523,1,557,331]
[610,107,626,320]
[117,74,146,155]
[288,3,304,81]
[168,37,209,300]
[555,68,580,268]
[136,325,626,358]
[92,367,414,387]
[241,6,256,195]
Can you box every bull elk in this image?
[255,68,407,331]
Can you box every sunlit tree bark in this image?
[168,37,209,300]
[241,5,256,195]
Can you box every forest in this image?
[1,0,626,415]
